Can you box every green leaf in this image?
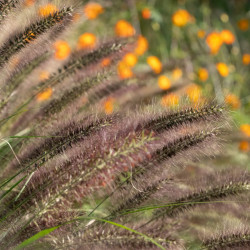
[77,217,166,250]
[14,225,61,250]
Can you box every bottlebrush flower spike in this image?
[0,7,73,67]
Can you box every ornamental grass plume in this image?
[0,1,249,250]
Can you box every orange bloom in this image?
[206,32,223,54]
[115,20,135,37]
[104,98,114,114]
[38,3,58,17]
[161,94,179,107]
[197,29,206,39]
[118,61,133,79]
[147,56,162,74]
[122,53,137,67]
[39,71,50,81]
[172,68,182,81]
[172,9,193,27]
[83,2,104,19]
[101,57,111,67]
[134,35,148,56]
[54,41,71,60]
[198,68,209,82]
[24,0,35,7]
[158,75,171,90]
[242,54,250,65]
[142,8,151,19]
[77,33,96,50]
[36,87,53,101]
[220,29,235,44]
[239,141,250,152]
[216,62,229,77]
[186,84,202,103]
[240,124,250,137]
[225,94,240,109]
[237,19,249,31]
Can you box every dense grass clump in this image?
[0,1,249,250]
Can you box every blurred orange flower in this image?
[39,3,58,17]
[115,20,135,37]
[73,13,81,22]
[172,68,182,81]
[24,0,35,7]
[101,57,111,67]
[36,87,53,101]
[206,32,223,54]
[104,98,114,114]
[158,75,171,90]
[77,33,96,50]
[186,84,202,103]
[197,29,206,38]
[198,68,209,82]
[240,124,250,137]
[142,8,151,19]
[237,19,249,31]
[239,141,250,152]
[220,29,235,44]
[122,53,137,67]
[225,94,240,109]
[161,94,179,107]
[147,56,162,74]
[118,61,133,79]
[39,71,50,81]
[172,9,193,27]
[134,35,148,56]
[84,2,104,19]
[54,41,71,60]
[216,62,229,77]
[242,54,250,65]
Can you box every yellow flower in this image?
[122,53,137,67]
[147,56,162,74]
[115,20,135,37]
[237,19,249,31]
[39,71,50,81]
[104,98,114,114]
[197,29,206,39]
[239,141,250,152]
[118,61,133,79]
[220,29,235,44]
[242,54,250,65]
[158,75,171,90]
[36,87,53,101]
[161,94,179,107]
[186,84,202,103]
[83,3,104,19]
[172,9,193,27]
[134,35,148,56]
[54,41,71,60]
[101,57,111,67]
[142,8,151,19]
[77,33,96,50]
[240,124,250,137]
[172,68,182,81]
[206,32,223,54]
[38,4,58,17]
[198,68,209,82]
[225,94,240,109]
[216,62,229,77]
